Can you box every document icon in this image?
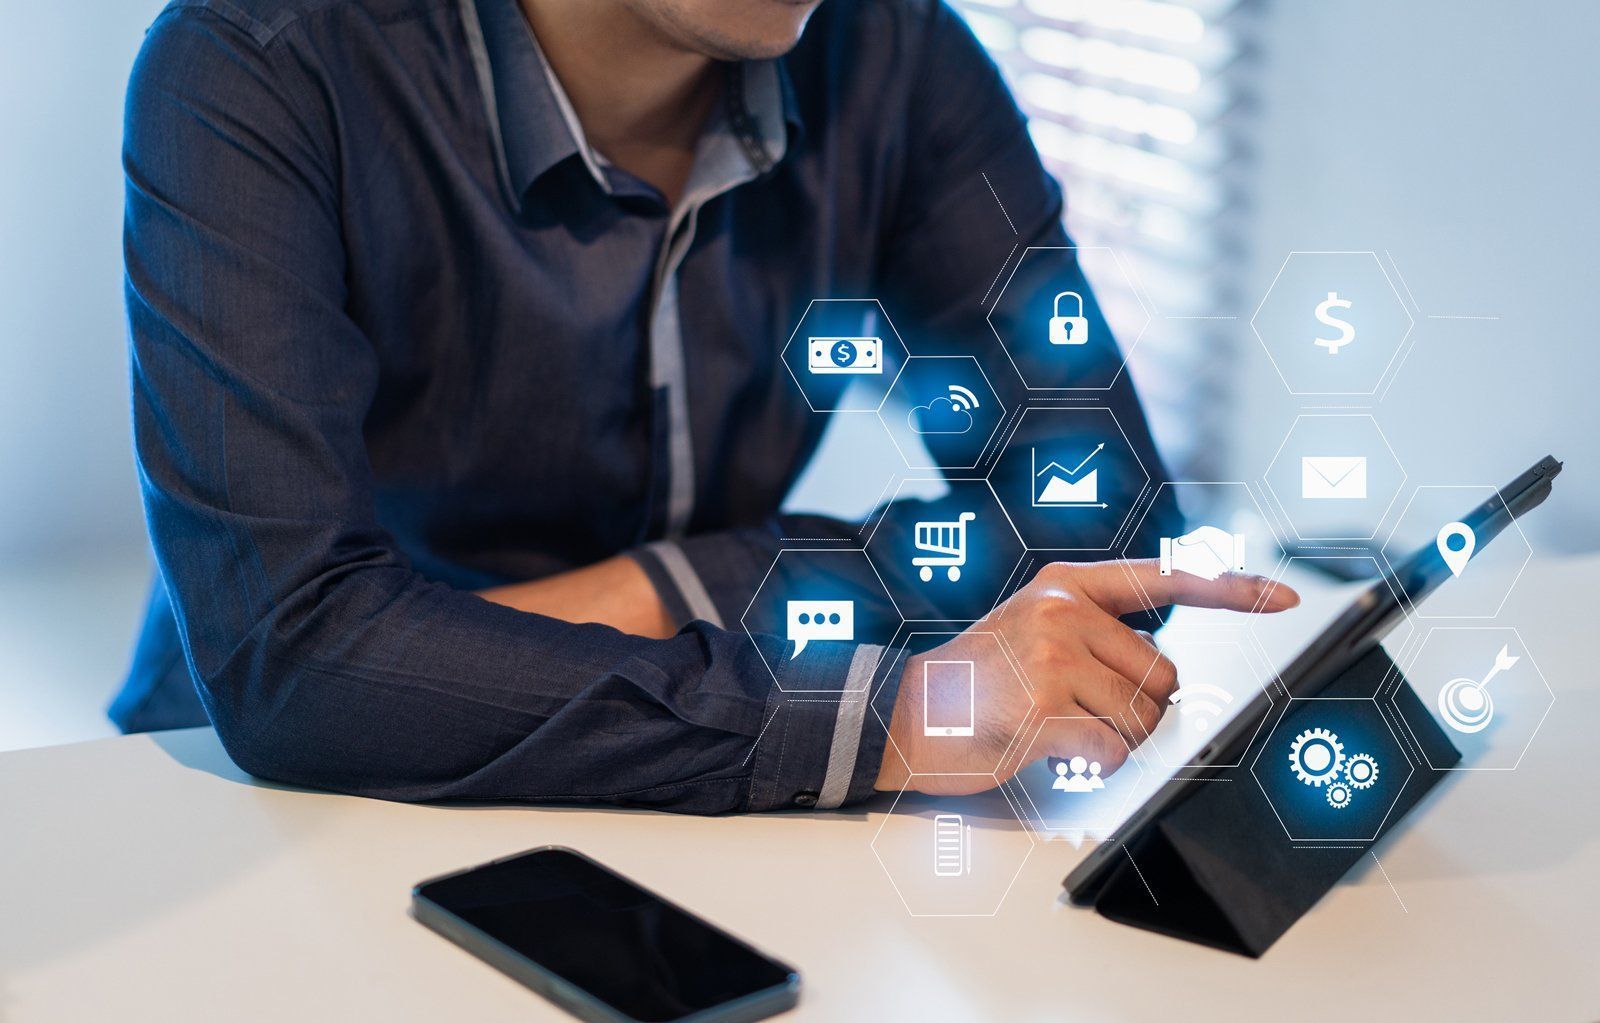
[1301,456,1367,500]
[933,814,968,877]
[1032,443,1106,508]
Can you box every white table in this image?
[2,556,1596,1022]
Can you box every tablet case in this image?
[1083,645,1460,957]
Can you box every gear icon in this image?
[1326,783,1353,809]
[1288,727,1345,786]
[1344,753,1379,790]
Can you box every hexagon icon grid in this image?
[1131,625,1279,772]
[1116,481,1287,625]
[986,405,1151,552]
[869,631,1035,776]
[739,548,903,693]
[1388,626,1553,772]
[878,355,1006,473]
[1250,696,1414,844]
[780,298,910,413]
[1250,251,1414,396]
[1004,716,1144,836]
[865,478,1026,623]
[986,246,1150,391]
[870,783,1034,917]
[1380,485,1534,620]
[1264,413,1406,541]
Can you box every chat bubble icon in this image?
[786,600,854,658]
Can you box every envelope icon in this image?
[1302,456,1367,500]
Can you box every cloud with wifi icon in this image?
[909,386,980,435]
[1168,683,1234,732]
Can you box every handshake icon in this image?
[1160,525,1246,581]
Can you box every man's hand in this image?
[875,559,1299,794]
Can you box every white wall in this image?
[0,3,166,750]
[0,1,165,565]
[1231,0,1600,552]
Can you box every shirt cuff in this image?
[745,642,909,812]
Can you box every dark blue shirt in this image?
[113,0,1179,812]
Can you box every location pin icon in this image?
[1437,521,1476,578]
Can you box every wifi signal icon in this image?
[946,384,981,412]
[1168,683,1234,732]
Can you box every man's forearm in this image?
[477,555,677,639]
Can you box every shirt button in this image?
[791,791,818,808]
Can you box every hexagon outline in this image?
[1263,413,1408,542]
[1387,625,1554,772]
[1114,480,1289,624]
[863,477,1028,623]
[738,547,904,693]
[1248,695,1415,844]
[867,630,1037,776]
[982,404,1151,552]
[1248,250,1416,397]
[1010,715,1144,834]
[868,776,1035,918]
[876,354,1007,473]
[1128,623,1281,772]
[985,245,1152,392]
[779,298,911,413]
[1379,484,1535,621]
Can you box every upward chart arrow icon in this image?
[1031,442,1109,509]
[1066,442,1105,476]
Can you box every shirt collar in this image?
[463,0,800,207]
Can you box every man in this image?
[113,0,1298,812]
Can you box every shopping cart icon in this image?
[913,511,976,582]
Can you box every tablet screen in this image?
[1061,456,1559,895]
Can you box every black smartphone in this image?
[412,846,800,1023]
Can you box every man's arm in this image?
[479,510,943,636]
[123,7,880,813]
[477,556,677,639]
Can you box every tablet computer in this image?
[1064,454,1563,904]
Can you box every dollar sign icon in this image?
[1314,291,1355,355]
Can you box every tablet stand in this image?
[1083,645,1460,957]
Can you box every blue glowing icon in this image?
[1287,726,1380,810]
[912,512,975,583]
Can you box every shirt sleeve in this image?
[626,512,943,625]
[626,515,923,809]
[122,7,884,814]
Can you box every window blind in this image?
[954,0,1258,494]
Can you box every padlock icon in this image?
[1049,291,1088,346]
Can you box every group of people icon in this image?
[1051,755,1105,793]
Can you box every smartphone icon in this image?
[923,660,975,737]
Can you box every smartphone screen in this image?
[414,847,797,1023]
